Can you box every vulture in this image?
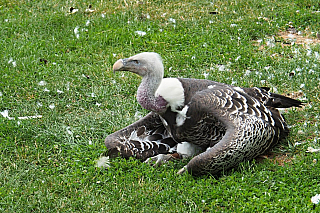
[105,52,302,176]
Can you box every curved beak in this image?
[113,58,128,73]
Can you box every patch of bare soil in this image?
[254,28,320,50]
[256,152,294,167]
[285,90,305,100]
[278,30,320,46]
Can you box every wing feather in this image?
[177,86,285,175]
[104,112,177,161]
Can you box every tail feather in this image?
[267,92,303,108]
[243,87,303,108]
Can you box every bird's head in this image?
[113,52,164,78]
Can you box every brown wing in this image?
[176,86,287,176]
[104,112,177,161]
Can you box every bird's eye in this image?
[131,60,140,65]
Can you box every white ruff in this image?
[155,78,185,111]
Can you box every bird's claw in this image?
[177,165,187,175]
[144,154,174,167]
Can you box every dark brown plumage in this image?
[105,52,302,176]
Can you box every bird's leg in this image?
[144,142,203,170]
[144,155,189,175]
[144,153,181,167]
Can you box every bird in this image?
[105,52,302,176]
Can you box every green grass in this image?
[1,0,320,212]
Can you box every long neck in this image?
[136,73,168,113]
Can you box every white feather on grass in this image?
[96,156,111,168]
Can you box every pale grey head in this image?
[113,52,164,78]
[113,52,168,113]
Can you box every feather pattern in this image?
[105,112,177,161]
[106,52,302,176]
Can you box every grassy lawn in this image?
[1,0,320,212]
